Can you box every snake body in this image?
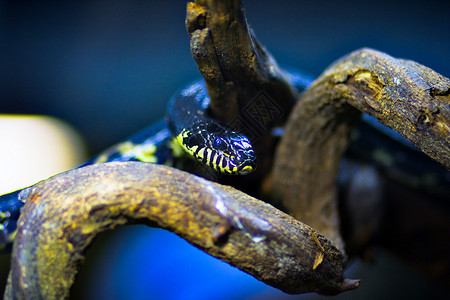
[1,69,448,251]
[0,78,258,250]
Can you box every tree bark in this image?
[270,47,450,256]
[5,163,358,299]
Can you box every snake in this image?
[166,80,256,175]
[0,77,261,250]
[0,69,448,251]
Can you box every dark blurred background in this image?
[1,0,449,299]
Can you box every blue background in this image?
[1,0,449,299]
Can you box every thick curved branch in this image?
[326,49,450,167]
[5,162,358,299]
[271,48,450,248]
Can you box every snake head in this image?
[177,123,257,175]
[208,131,256,175]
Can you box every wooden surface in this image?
[5,163,357,299]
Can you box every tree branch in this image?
[270,48,450,251]
[5,163,358,299]
[186,0,299,183]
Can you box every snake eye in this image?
[234,155,244,163]
[213,137,227,151]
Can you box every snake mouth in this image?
[236,163,256,175]
[230,152,257,175]
[211,152,256,175]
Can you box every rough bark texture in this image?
[186,0,296,121]
[5,162,358,299]
[186,0,299,189]
[330,50,450,168]
[271,48,450,249]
